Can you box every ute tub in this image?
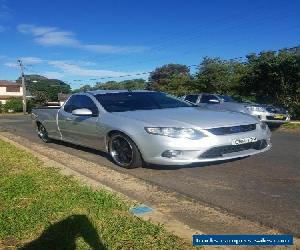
[31,107,61,139]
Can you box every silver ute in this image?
[32,90,271,168]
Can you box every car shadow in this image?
[268,123,282,131]
[51,138,111,160]
[143,157,249,170]
[19,214,105,250]
[48,139,248,170]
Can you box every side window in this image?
[64,95,78,113]
[64,95,98,115]
[78,95,99,115]
[200,94,219,103]
[185,95,198,103]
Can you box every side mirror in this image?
[72,108,93,116]
[208,99,220,104]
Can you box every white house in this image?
[0,80,23,104]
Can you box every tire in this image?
[108,132,143,169]
[37,123,51,143]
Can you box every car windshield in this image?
[218,95,237,102]
[94,92,194,112]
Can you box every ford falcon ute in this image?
[31,90,271,168]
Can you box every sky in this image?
[0,0,299,89]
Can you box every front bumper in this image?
[136,127,271,165]
[249,111,290,124]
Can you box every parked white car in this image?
[182,93,290,124]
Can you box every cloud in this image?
[48,60,136,78]
[17,24,57,36]
[17,24,147,54]
[4,62,18,68]
[4,56,43,69]
[3,55,139,80]
[0,25,5,32]
[20,56,43,64]
[35,31,79,46]
[17,24,78,46]
[82,44,146,54]
[0,0,13,20]
[42,71,65,79]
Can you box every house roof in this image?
[0,80,21,86]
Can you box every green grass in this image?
[0,139,191,250]
[280,122,300,131]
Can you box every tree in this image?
[240,50,300,117]
[4,98,23,112]
[94,79,146,90]
[72,84,93,93]
[17,75,71,103]
[194,57,247,95]
[147,64,192,95]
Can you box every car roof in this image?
[86,89,155,95]
[186,93,219,96]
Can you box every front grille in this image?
[200,140,268,158]
[207,124,256,135]
[266,116,286,121]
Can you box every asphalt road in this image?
[1,114,300,236]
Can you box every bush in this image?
[26,99,41,113]
[288,103,300,120]
[4,98,23,112]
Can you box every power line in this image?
[102,15,300,71]
[23,42,299,83]
[80,44,299,82]
[85,2,270,67]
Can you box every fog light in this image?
[162,150,182,158]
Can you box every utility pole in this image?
[17,59,27,114]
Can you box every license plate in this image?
[274,115,285,119]
[232,137,257,145]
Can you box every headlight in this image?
[259,121,268,130]
[145,127,206,140]
[245,106,265,112]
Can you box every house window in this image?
[6,86,20,92]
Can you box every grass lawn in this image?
[0,139,191,249]
[280,122,300,131]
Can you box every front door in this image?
[58,94,102,149]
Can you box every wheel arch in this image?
[106,129,145,168]
[35,120,43,129]
[105,129,130,151]
[105,129,144,158]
